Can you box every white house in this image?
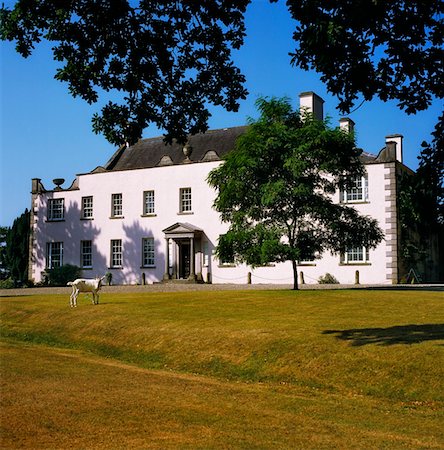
[28,92,416,285]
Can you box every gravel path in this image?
[2,283,443,297]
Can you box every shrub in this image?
[318,273,339,284]
[47,265,82,286]
[0,278,15,289]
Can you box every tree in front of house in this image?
[208,97,384,289]
[398,113,444,281]
[0,226,10,280]
[4,209,30,284]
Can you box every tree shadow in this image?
[122,221,163,285]
[32,198,106,281]
[323,324,444,346]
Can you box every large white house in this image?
[28,92,419,285]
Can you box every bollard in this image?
[355,270,360,285]
[142,272,146,285]
[247,272,252,284]
[299,271,305,285]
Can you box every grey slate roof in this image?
[104,126,248,171]
[101,124,384,173]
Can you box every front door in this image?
[179,242,190,279]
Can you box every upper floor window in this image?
[81,196,93,219]
[110,239,123,267]
[111,193,123,218]
[47,198,64,221]
[179,187,192,213]
[81,240,92,268]
[46,242,63,268]
[340,246,370,264]
[142,237,155,267]
[340,175,368,203]
[143,190,155,215]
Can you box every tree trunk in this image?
[291,260,299,290]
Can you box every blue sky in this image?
[1,0,441,227]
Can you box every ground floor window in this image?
[111,239,122,267]
[341,247,369,264]
[142,238,155,267]
[46,242,63,269]
[202,241,209,267]
[81,240,92,268]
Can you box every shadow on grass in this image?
[323,324,444,346]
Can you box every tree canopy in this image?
[398,114,444,280]
[287,0,443,114]
[4,209,30,283]
[2,0,442,146]
[208,97,384,289]
[1,0,249,146]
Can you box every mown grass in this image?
[1,289,443,448]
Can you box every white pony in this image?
[67,276,105,307]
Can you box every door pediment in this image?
[163,222,203,237]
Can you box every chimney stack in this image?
[339,117,355,134]
[385,134,403,163]
[299,91,324,121]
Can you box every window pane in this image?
[46,242,63,268]
[81,240,92,268]
[143,191,155,214]
[48,199,64,220]
[142,238,155,266]
[111,239,122,267]
[82,196,93,218]
[112,194,123,217]
[341,175,368,203]
[345,247,366,263]
[180,188,192,212]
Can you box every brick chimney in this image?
[299,91,324,121]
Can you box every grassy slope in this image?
[1,289,443,448]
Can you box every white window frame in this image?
[341,246,370,264]
[179,187,192,213]
[81,196,93,219]
[47,198,64,221]
[81,240,93,268]
[202,241,209,267]
[143,190,155,215]
[340,175,369,203]
[142,237,155,267]
[111,193,123,218]
[111,239,123,267]
[46,242,63,269]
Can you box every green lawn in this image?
[1,289,443,448]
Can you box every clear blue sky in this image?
[1,0,441,227]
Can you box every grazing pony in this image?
[67,276,105,307]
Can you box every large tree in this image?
[0,226,10,280]
[208,97,384,289]
[286,0,443,115]
[398,114,444,281]
[0,0,249,146]
[5,209,30,283]
[2,1,442,146]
